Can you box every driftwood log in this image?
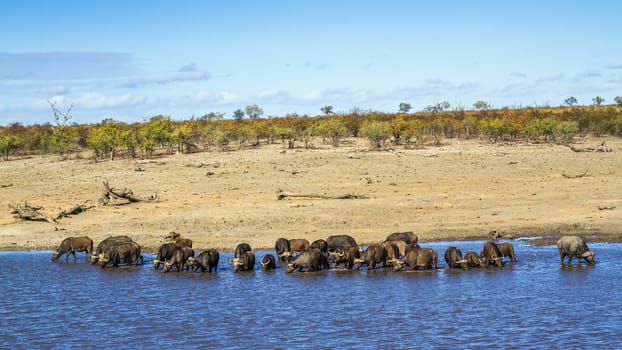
[9,202,52,222]
[56,201,95,220]
[567,142,612,153]
[98,180,159,205]
[277,192,369,200]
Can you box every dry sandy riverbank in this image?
[1,136,620,252]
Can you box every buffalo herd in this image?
[51,233,597,273]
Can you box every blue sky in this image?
[1,1,621,125]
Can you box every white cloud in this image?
[74,92,147,109]
[37,85,69,95]
[195,90,244,104]
[116,64,210,88]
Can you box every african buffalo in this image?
[405,242,422,255]
[394,247,438,271]
[386,231,418,245]
[353,244,387,270]
[90,235,134,264]
[330,246,360,269]
[464,251,486,268]
[289,238,310,253]
[310,239,328,254]
[480,241,503,267]
[274,238,292,262]
[557,236,595,264]
[260,254,276,271]
[162,246,195,272]
[326,234,358,252]
[444,246,467,269]
[382,241,400,266]
[286,249,329,273]
[235,243,252,258]
[497,243,517,262]
[51,236,93,262]
[233,251,255,273]
[193,249,220,272]
[153,242,178,270]
[97,241,142,268]
[175,237,193,248]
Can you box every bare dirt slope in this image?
[1,137,620,252]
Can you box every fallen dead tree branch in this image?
[567,142,612,153]
[56,201,95,219]
[9,202,52,222]
[561,168,589,179]
[277,192,369,200]
[98,180,159,205]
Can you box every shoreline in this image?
[1,136,620,253]
[1,224,620,253]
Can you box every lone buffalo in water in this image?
[153,243,178,270]
[286,249,329,273]
[260,254,276,271]
[163,246,195,272]
[97,241,143,268]
[394,247,438,271]
[353,244,387,270]
[51,236,93,262]
[444,246,467,269]
[289,238,310,254]
[464,251,486,268]
[385,231,418,245]
[496,243,517,262]
[274,238,292,262]
[232,243,254,272]
[90,236,134,265]
[309,239,328,254]
[326,234,358,253]
[480,241,503,267]
[330,245,360,269]
[557,236,595,264]
[193,249,220,272]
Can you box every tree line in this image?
[1,103,621,161]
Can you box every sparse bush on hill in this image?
[1,105,621,159]
[360,120,391,150]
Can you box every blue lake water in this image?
[1,239,620,349]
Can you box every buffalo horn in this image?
[581,251,595,257]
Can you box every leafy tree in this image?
[316,118,348,146]
[398,102,411,113]
[360,120,391,149]
[202,123,229,150]
[233,122,255,149]
[171,122,194,153]
[320,105,334,115]
[424,101,450,113]
[245,104,264,119]
[201,112,225,121]
[0,132,20,160]
[119,127,139,158]
[564,96,578,106]
[276,126,296,149]
[48,100,78,159]
[138,115,173,158]
[553,121,579,143]
[473,100,491,110]
[614,96,622,107]
[592,96,605,106]
[233,109,245,120]
[86,121,121,160]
